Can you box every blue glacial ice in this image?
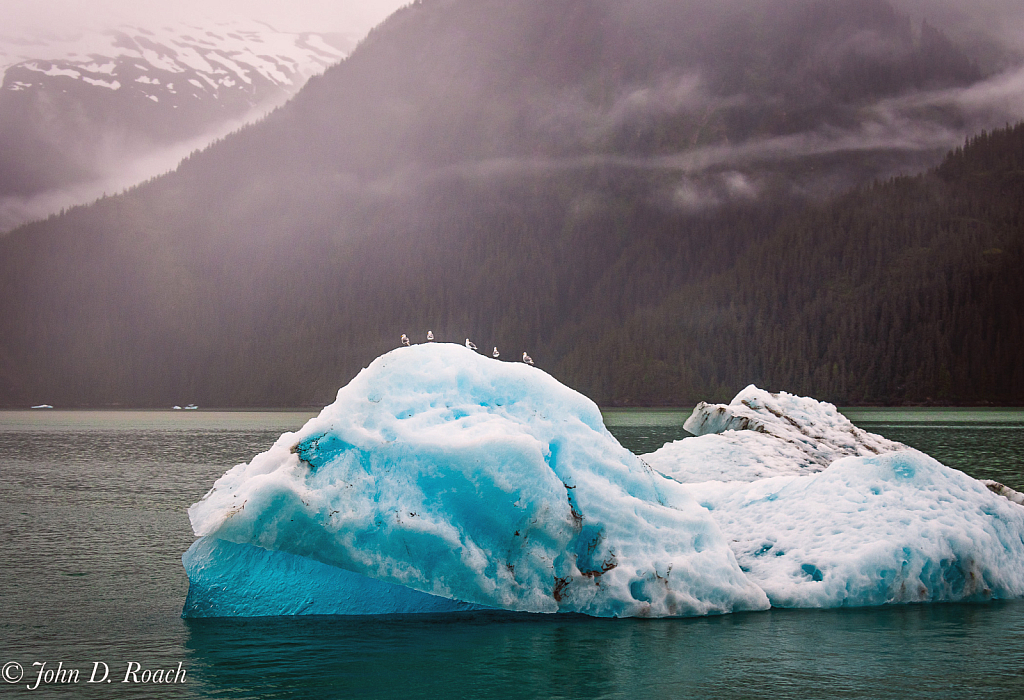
[183,345,1024,617]
[182,537,486,617]
[184,343,768,618]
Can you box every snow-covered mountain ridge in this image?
[1,21,351,108]
[0,20,355,231]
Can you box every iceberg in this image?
[184,343,768,618]
[182,346,1024,618]
[643,387,1024,608]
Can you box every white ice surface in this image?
[645,385,1024,607]
[685,450,1024,607]
[982,480,1024,506]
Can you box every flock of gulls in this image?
[32,334,533,410]
[401,332,534,365]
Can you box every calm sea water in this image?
[1,408,1022,699]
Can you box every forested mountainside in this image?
[560,125,1024,405]
[0,0,1018,407]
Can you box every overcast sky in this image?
[4,0,1023,47]
[0,0,409,37]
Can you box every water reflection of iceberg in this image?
[181,602,1024,697]
[182,344,1024,618]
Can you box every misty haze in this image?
[3,2,1024,699]
[1,0,1023,408]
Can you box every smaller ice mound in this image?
[686,450,1024,608]
[644,385,905,483]
[982,480,1024,506]
[182,538,486,617]
[185,343,768,618]
[683,386,904,461]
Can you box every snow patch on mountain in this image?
[1,20,353,105]
[0,20,359,233]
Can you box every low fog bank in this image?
[0,96,289,234]
[567,0,1024,203]
[332,0,1024,208]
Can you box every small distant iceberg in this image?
[182,344,1024,618]
[31,404,53,409]
[184,404,198,410]
[173,406,182,410]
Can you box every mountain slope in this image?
[0,0,1018,407]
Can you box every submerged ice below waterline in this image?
[182,346,1024,617]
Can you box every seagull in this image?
[427,330,434,341]
[522,352,534,365]
[465,338,477,350]
[492,347,500,358]
[401,334,410,346]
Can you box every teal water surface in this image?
[0,409,1022,699]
